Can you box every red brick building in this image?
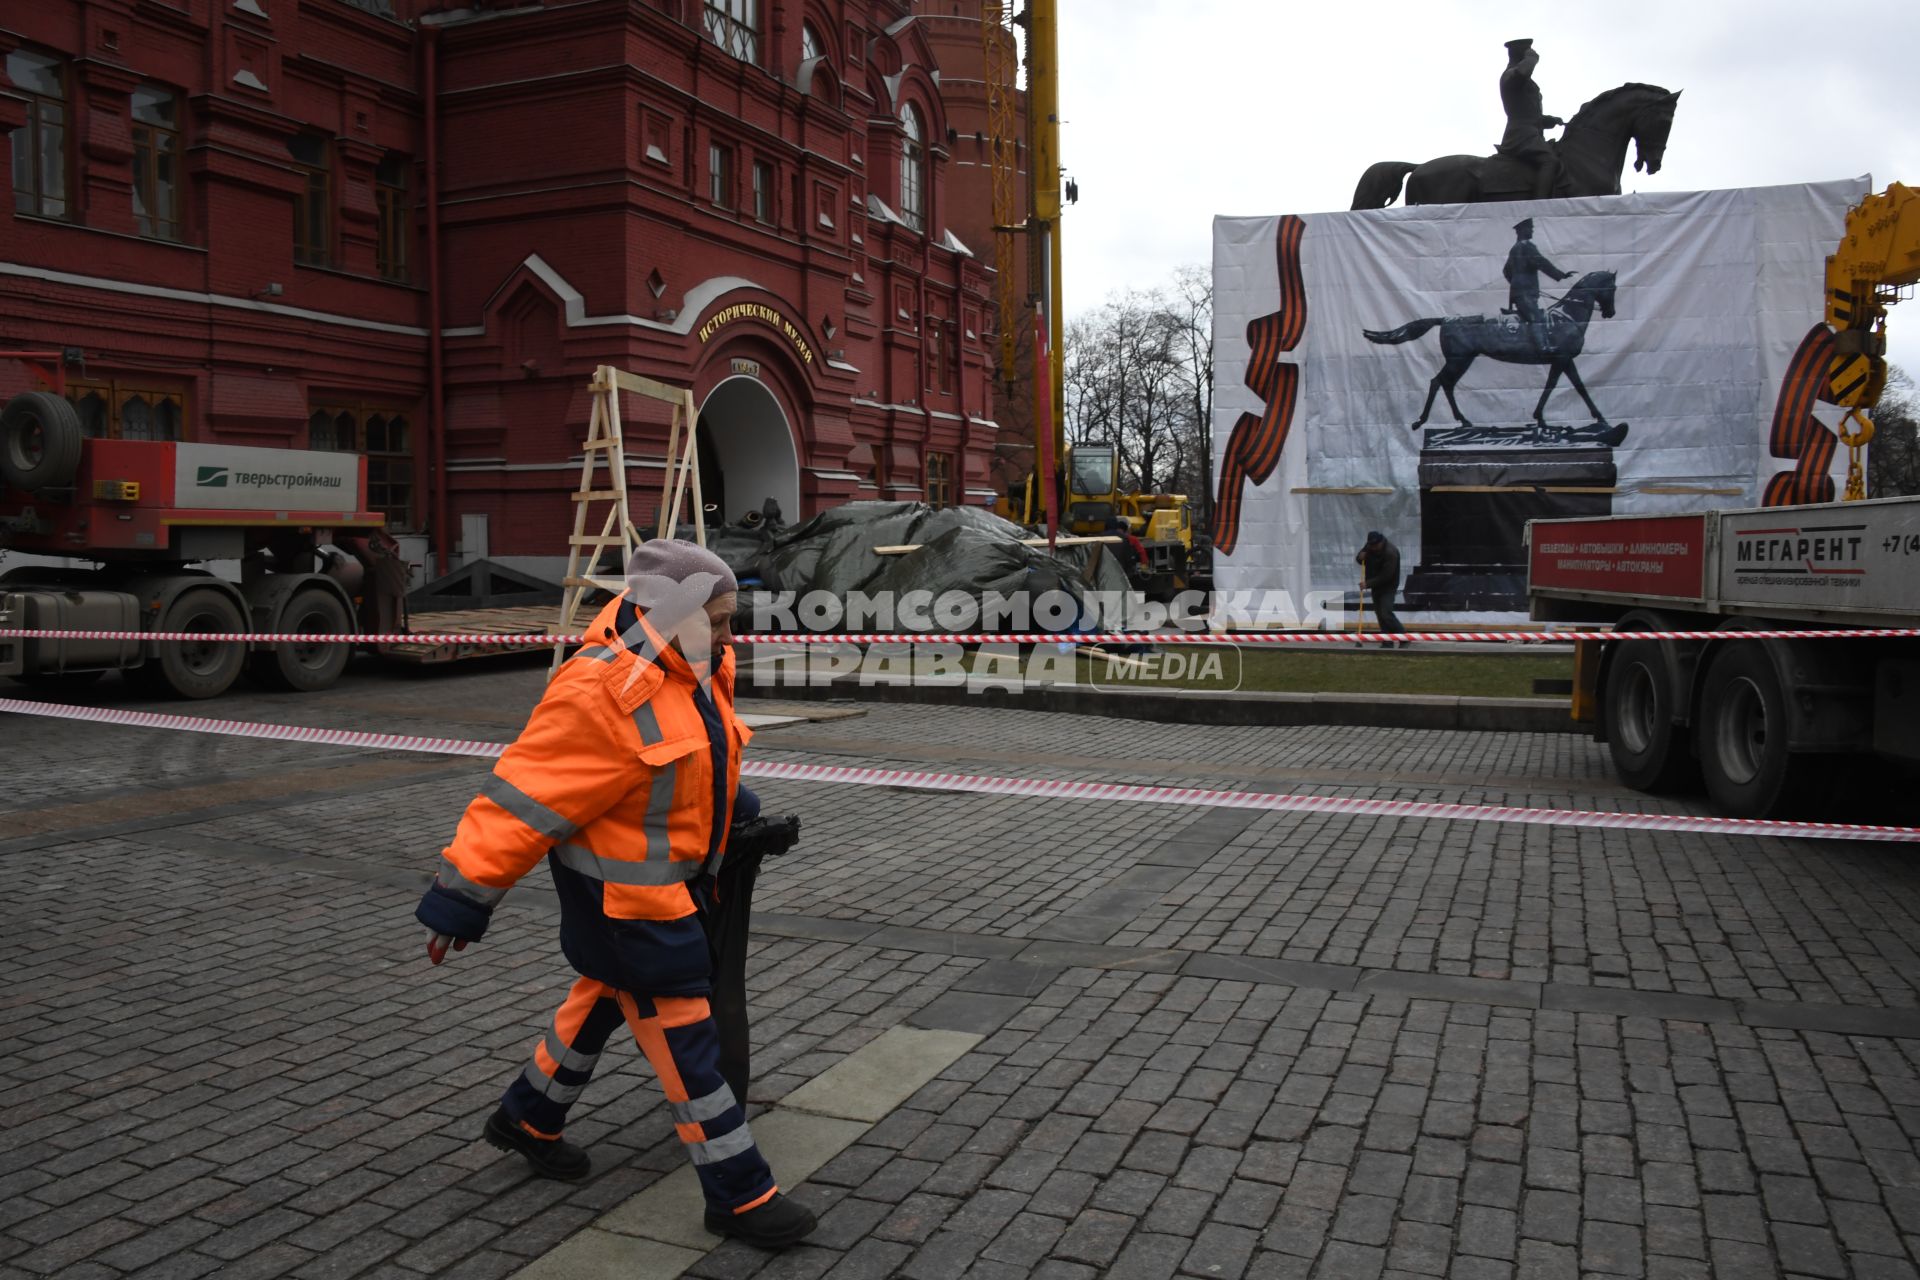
[0,0,1001,581]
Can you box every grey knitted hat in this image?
[623,540,738,621]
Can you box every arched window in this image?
[65,377,183,441]
[801,21,824,63]
[704,0,757,64]
[899,104,924,232]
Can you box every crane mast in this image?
[980,2,1020,390]
[981,0,1065,538]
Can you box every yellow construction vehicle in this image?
[1001,441,1207,598]
[1825,181,1919,500]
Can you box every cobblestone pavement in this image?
[5,660,1920,1279]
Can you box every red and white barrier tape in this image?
[0,697,503,760]
[4,696,1914,844]
[4,627,1920,647]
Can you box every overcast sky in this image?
[1054,0,1920,376]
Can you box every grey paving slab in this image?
[906,992,1029,1036]
[781,1028,982,1123]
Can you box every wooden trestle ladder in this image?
[549,365,706,675]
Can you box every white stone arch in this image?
[698,374,801,526]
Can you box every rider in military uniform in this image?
[1503,218,1571,354]
[1498,38,1563,199]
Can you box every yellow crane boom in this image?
[1826,181,1919,408]
[1823,181,1919,499]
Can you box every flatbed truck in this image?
[1527,497,1920,818]
[0,380,386,699]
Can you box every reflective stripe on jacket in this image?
[417,593,752,993]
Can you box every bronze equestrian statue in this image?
[1352,40,1680,209]
[1498,39,1561,199]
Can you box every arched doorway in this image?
[698,375,801,527]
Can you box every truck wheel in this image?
[0,391,84,493]
[145,590,247,700]
[250,589,351,692]
[1697,643,1814,818]
[1602,639,1698,793]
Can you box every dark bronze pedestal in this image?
[1402,445,1617,611]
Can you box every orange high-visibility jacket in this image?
[415,594,751,994]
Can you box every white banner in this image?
[1210,177,1868,618]
[173,442,363,511]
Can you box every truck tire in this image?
[1697,642,1817,818]
[138,590,247,700]
[249,589,351,692]
[0,391,84,494]
[1602,639,1698,793]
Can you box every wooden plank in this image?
[875,533,1121,552]
[608,369,685,402]
[377,605,567,666]
[686,393,706,548]
[662,397,698,539]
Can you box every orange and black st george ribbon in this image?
[1214,215,1306,555]
[1764,323,1840,507]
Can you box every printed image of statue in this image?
[1497,39,1563,200]
[1360,219,1627,449]
[1502,218,1572,353]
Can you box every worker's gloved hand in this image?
[415,872,498,962]
[425,931,470,965]
[728,814,802,861]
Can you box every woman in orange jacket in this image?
[415,540,815,1250]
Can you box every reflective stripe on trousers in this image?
[498,975,776,1212]
[500,976,626,1137]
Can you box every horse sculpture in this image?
[1362,270,1625,446]
[1351,84,1680,210]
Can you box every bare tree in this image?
[1062,287,1196,494]
[1167,264,1214,516]
[1870,364,1920,498]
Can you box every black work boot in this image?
[482,1106,591,1181]
[704,1192,818,1249]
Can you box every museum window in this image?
[709,142,734,210]
[131,85,180,240]
[308,403,415,529]
[801,22,824,63]
[899,103,924,232]
[925,451,953,508]
[375,153,409,281]
[8,48,70,220]
[752,160,774,223]
[66,377,186,441]
[704,0,758,64]
[288,133,332,267]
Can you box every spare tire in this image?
[0,390,84,493]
